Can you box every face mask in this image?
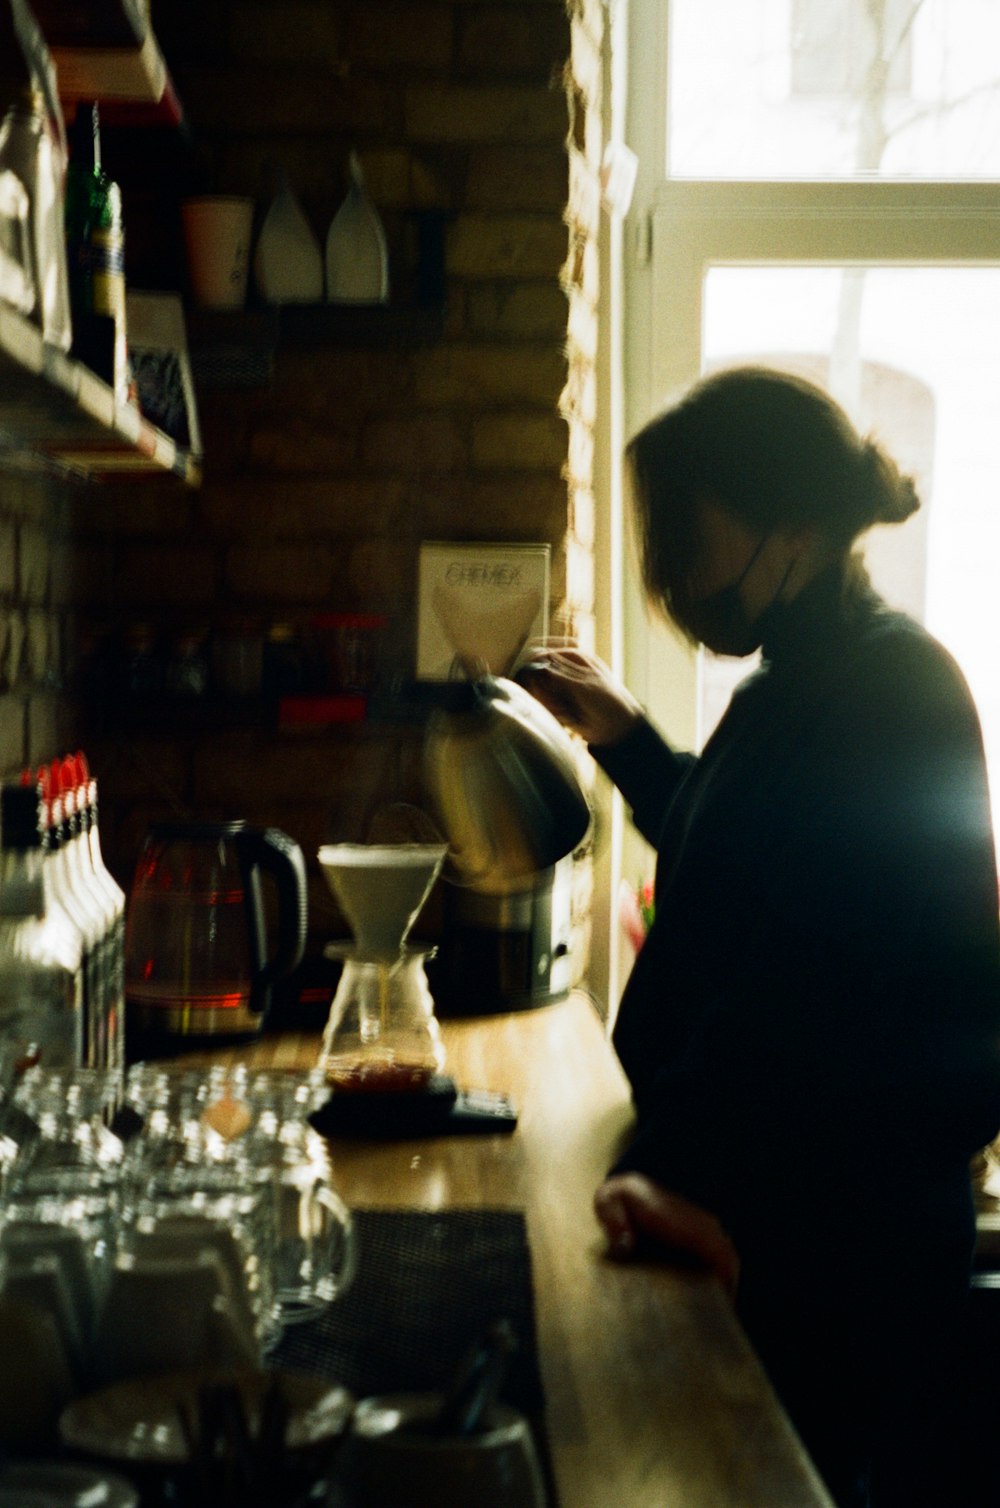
[675,536,771,657]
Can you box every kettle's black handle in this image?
[237,826,308,1012]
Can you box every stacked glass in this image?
[0,1058,354,1398]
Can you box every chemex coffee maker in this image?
[314,841,505,1134]
[311,670,592,1128]
[317,841,448,1095]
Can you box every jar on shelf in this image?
[210,618,263,699]
[310,612,387,693]
[121,623,162,697]
[262,622,306,699]
[164,630,209,699]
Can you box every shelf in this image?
[31,0,183,125]
[0,304,201,484]
[0,7,193,479]
[277,303,446,348]
[187,303,446,390]
[79,691,370,733]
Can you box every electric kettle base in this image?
[427,863,574,1017]
[124,1002,265,1063]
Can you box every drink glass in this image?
[2,1249,87,1380]
[90,1245,260,1387]
[8,1067,123,1198]
[181,196,254,310]
[0,1188,117,1378]
[118,1133,282,1356]
[123,1062,239,1161]
[194,1066,356,1323]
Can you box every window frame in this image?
[623,0,1000,749]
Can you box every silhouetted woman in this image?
[522,367,1000,1508]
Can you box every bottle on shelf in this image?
[0,84,72,348]
[121,621,162,697]
[0,780,84,1072]
[254,169,323,304]
[164,628,209,698]
[0,91,37,319]
[63,100,128,399]
[41,763,105,1071]
[73,752,125,1075]
[262,621,306,698]
[325,150,389,306]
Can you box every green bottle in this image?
[64,101,127,399]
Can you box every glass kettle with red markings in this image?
[124,821,307,1056]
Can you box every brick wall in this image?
[0,472,75,776]
[37,0,604,984]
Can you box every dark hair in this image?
[626,365,920,611]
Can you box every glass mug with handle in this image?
[89,1244,261,1388]
[117,1100,283,1359]
[123,1062,356,1327]
[198,1065,356,1323]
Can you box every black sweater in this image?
[596,564,1000,1252]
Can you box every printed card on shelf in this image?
[416,541,550,681]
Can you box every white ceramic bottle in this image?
[0,87,72,348]
[325,150,389,305]
[253,170,323,304]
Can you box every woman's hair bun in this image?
[856,437,921,529]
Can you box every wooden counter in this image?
[183,995,835,1508]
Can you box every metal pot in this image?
[422,676,591,895]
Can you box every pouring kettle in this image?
[422,676,592,896]
[124,820,307,1052]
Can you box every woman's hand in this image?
[515,646,644,748]
[594,1173,741,1299]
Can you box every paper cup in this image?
[181,196,254,310]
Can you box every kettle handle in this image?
[236,827,308,1011]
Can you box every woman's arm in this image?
[515,647,644,745]
[516,648,695,846]
[594,1172,741,1297]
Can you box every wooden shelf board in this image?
[52,34,167,104]
[278,301,445,348]
[186,302,445,389]
[186,302,445,350]
[0,304,200,484]
[28,0,181,115]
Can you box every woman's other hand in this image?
[515,646,644,748]
[594,1172,741,1298]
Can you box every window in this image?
[623,0,1000,879]
[698,265,1000,787]
[664,0,1000,179]
[791,0,914,98]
